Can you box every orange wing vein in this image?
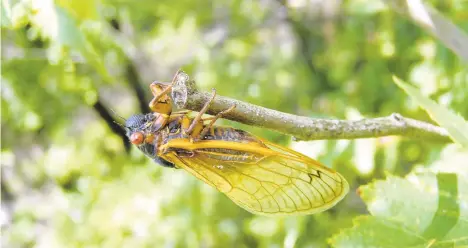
[160,139,349,216]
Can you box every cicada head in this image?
[124,113,174,168]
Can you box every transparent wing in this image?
[161,140,349,216]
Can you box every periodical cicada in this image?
[123,70,349,216]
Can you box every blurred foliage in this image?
[331,146,468,247]
[1,0,468,247]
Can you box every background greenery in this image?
[2,0,467,247]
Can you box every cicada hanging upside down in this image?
[124,70,349,216]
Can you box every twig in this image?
[170,73,451,143]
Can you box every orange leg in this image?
[148,82,173,113]
[168,110,192,121]
[184,89,217,135]
[150,82,172,100]
[152,69,183,100]
[148,70,184,113]
[173,110,191,115]
[197,104,236,140]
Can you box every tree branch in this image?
[93,100,131,151]
[125,61,151,113]
[170,73,451,143]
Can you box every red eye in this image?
[130,132,144,145]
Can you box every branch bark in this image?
[170,73,451,143]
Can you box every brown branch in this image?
[170,73,451,143]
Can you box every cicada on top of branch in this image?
[123,70,349,216]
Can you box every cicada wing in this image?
[161,140,349,216]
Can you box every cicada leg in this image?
[184,89,236,140]
[148,69,183,114]
[196,104,236,140]
[149,81,173,114]
[168,110,192,121]
[184,88,217,135]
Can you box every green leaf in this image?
[393,76,468,147]
[1,0,12,27]
[330,148,468,247]
[30,1,111,82]
[331,216,430,248]
[56,0,98,20]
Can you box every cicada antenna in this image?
[110,108,126,127]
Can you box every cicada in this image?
[124,71,349,216]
